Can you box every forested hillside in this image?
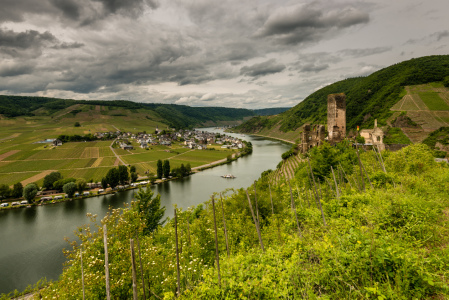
[0,96,255,129]
[235,55,449,134]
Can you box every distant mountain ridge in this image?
[0,96,256,129]
[234,55,449,136]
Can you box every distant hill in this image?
[252,107,291,116]
[0,96,255,129]
[234,55,449,141]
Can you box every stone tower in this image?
[327,93,346,143]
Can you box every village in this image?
[110,127,245,151]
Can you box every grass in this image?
[418,92,449,110]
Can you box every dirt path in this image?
[0,133,21,141]
[20,170,56,186]
[0,150,20,161]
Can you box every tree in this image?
[43,171,62,190]
[74,122,81,127]
[53,178,76,191]
[23,183,38,203]
[133,186,166,235]
[157,159,163,179]
[130,172,138,183]
[12,182,23,198]
[63,182,77,198]
[118,165,129,185]
[0,184,10,199]
[130,165,136,173]
[76,178,87,193]
[356,135,365,144]
[106,168,120,189]
[163,160,170,178]
[101,177,108,189]
[186,163,191,175]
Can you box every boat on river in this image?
[221,174,236,178]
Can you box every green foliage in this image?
[384,127,412,144]
[133,186,166,235]
[163,159,170,178]
[355,135,365,143]
[387,144,436,174]
[422,127,449,150]
[418,92,449,110]
[12,182,23,198]
[63,182,77,198]
[117,165,129,185]
[74,122,81,127]
[252,107,291,116]
[53,178,76,191]
[43,171,62,190]
[23,183,38,203]
[0,184,10,199]
[101,177,108,189]
[130,172,138,183]
[157,159,163,179]
[105,168,119,188]
[443,76,449,87]
[76,178,87,193]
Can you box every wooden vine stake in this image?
[219,193,230,257]
[103,225,111,300]
[331,166,340,200]
[174,209,181,297]
[288,180,302,237]
[211,196,222,286]
[246,190,265,252]
[130,239,138,300]
[269,184,283,245]
[254,181,260,223]
[80,248,85,300]
[307,158,327,226]
[135,231,147,300]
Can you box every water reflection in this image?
[23,207,37,223]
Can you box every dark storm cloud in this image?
[300,63,329,73]
[0,0,159,26]
[255,1,369,45]
[0,28,56,49]
[240,59,285,78]
[51,42,85,49]
[0,28,58,58]
[338,47,392,58]
[0,63,35,77]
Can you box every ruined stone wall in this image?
[300,124,325,153]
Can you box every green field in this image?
[418,92,449,110]
[0,106,239,186]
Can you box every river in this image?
[0,128,291,294]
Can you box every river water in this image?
[0,128,291,294]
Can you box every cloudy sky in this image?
[0,0,448,109]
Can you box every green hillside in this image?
[235,55,449,137]
[0,96,255,129]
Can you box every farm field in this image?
[0,106,239,187]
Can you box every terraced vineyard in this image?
[390,83,449,142]
[268,154,303,183]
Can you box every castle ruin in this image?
[327,93,346,144]
[300,124,326,153]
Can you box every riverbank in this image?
[0,149,248,212]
